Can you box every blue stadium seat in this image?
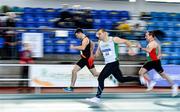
[151,17,160,21]
[45,8,59,17]
[44,45,54,53]
[169,52,180,64]
[162,47,171,52]
[166,22,175,29]
[15,18,24,27]
[0,38,4,48]
[161,60,169,65]
[147,26,156,31]
[54,44,67,54]
[56,8,62,14]
[46,17,55,27]
[91,10,99,19]
[150,12,162,21]
[151,12,172,21]
[36,17,48,27]
[140,41,147,47]
[156,21,168,28]
[168,13,178,21]
[93,19,102,29]
[169,60,180,65]
[44,38,54,46]
[24,17,36,24]
[165,31,176,39]
[86,31,96,40]
[44,32,53,38]
[16,33,23,41]
[158,12,168,18]
[99,19,113,29]
[104,20,113,29]
[67,31,74,39]
[24,23,36,28]
[175,13,180,21]
[175,31,180,38]
[35,8,45,14]
[151,12,159,18]
[37,17,48,22]
[147,21,157,27]
[120,11,130,20]
[162,53,171,61]
[99,10,109,19]
[111,18,119,24]
[109,11,120,19]
[173,22,180,31]
[54,37,68,45]
[22,14,34,18]
[23,7,34,14]
[26,29,38,32]
[173,47,180,53]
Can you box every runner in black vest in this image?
[64,28,99,92]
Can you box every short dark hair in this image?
[97,28,106,32]
[75,28,83,34]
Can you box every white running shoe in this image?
[140,76,146,85]
[85,97,101,104]
[146,81,156,91]
[172,84,178,97]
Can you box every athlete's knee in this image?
[138,70,144,76]
[94,72,100,77]
[97,77,101,81]
[138,70,142,76]
[159,71,166,77]
[72,69,78,75]
[97,76,105,82]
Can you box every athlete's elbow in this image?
[125,41,131,47]
[94,54,99,58]
[146,50,151,53]
[81,47,85,50]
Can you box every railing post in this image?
[34,87,41,94]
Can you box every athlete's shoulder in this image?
[152,41,158,46]
[109,36,115,42]
[85,35,90,39]
[83,37,89,42]
[148,41,158,48]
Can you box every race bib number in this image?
[103,50,112,56]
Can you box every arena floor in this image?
[0,91,179,112]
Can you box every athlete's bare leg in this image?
[89,67,100,77]
[159,72,174,86]
[139,67,150,84]
[70,64,82,87]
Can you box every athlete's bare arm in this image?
[113,37,135,55]
[70,38,89,50]
[113,37,132,47]
[157,43,162,59]
[90,40,95,57]
[138,41,157,53]
[94,44,102,58]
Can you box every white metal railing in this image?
[0,64,143,67]
[0,79,30,81]
[0,64,176,94]
[0,64,142,94]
